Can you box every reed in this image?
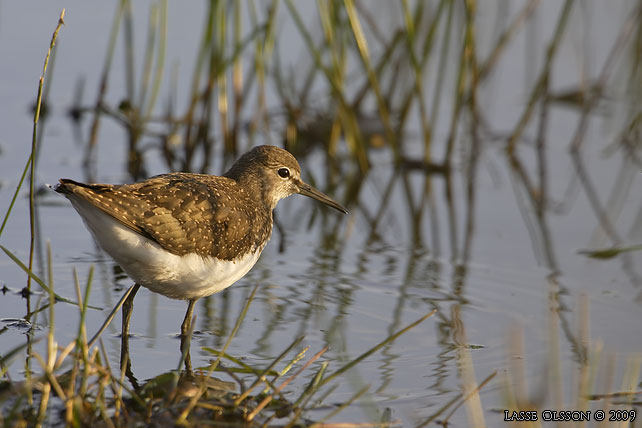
[0,267,434,426]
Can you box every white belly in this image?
[68,198,263,300]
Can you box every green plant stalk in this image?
[313,384,341,412]
[183,2,215,138]
[98,339,145,411]
[230,0,243,153]
[507,0,575,154]
[621,357,641,408]
[444,8,470,163]
[115,346,129,419]
[309,385,370,428]
[30,352,67,401]
[87,0,127,154]
[202,347,276,376]
[278,345,308,378]
[0,245,100,310]
[401,0,433,164]
[262,345,309,395]
[461,0,481,267]
[0,340,39,378]
[35,241,60,426]
[67,270,83,423]
[262,1,279,60]
[247,346,328,421]
[200,348,284,398]
[285,362,330,428]
[420,0,448,67]
[548,279,562,409]
[0,20,65,409]
[249,0,279,143]
[345,0,399,161]
[35,24,57,153]
[355,31,402,111]
[428,0,452,143]
[318,0,332,38]
[32,357,53,428]
[138,4,158,112]
[579,244,642,259]
[479,0,540,80]
[74,267,94,397]
[464,0,479,112]
[97,380,116,428]
[416,393,462,428]
[87,283,136,348]
[0,156,32,239]
[217,1,231,152]
[575,295,591,413]
[316,0,345,157]
[285,0,368,169]
[46,244,54,372]
[247,0,262,148]
[25,9,64,305]
[344,0,393,140]
[283,407,306,428]
[441,371,496,426]
[233,335,305,405]
[123,0,135,100]
[319,310,436,387]
[182,2,263,167]
[143,0,167,121]
[293,360,328,408]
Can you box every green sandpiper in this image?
[54,145,347,336]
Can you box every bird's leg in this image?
[180,299,197,377]
[180,333,194,377]
[120,283,141,389]
[121,283,141,340]
[181,299,197,338]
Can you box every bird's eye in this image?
[278,168,290,179]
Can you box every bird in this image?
[54,145,347,338]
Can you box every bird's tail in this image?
[50,178,85,194]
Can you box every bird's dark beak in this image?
[297,181,348,214]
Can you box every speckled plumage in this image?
[54,145,347,302]
[58,172,273,261]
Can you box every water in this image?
[1,1,641,426]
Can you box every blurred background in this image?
[0,1,641,426]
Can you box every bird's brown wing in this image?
[58,174,270,260]
[57,178,156,242]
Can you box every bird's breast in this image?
[139,249,264,300]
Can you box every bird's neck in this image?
[224,169,278,211]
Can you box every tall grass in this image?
[63,0,639,187]
[0,263,437,426]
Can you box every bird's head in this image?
[224,145,347,213]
